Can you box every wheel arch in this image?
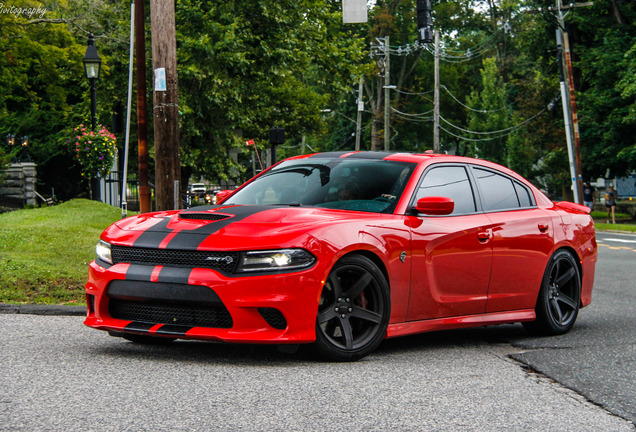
[338,249,391,293]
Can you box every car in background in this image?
[190,183,206,195]
[85,151,597,361]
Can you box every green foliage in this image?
[466,58,512,165]
[71,123,117,179]
[176,0,367,182]
[0,0,129,200]
[1,0,636,198]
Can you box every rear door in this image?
[470,166,554,312]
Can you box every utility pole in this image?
[554,0,592,204]
[135,0,151,213]
[556,28,578,204]
[383,36,390,151]
[355,76,363,151]
[563,31,584,203]
[433,29,440,153]
[150,0,180,211]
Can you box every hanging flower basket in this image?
[71,124,117,179]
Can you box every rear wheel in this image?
[312,255,390,361]
[523,250,581,335]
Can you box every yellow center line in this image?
[597,243,636,252]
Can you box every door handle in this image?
[538,223,549,232]
[477,230,491,242]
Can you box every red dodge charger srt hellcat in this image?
[85,151,596,361]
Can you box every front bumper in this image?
[84,260,324,344]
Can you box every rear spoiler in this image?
[555,201,591,214]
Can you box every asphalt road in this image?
[0,238,634,431]
[506,231,636,424]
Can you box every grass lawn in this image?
[591,210,636,232]
[0,199,634,306]
[0,199,124,305]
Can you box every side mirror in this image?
[414,196,454,216]
[214,189,234,204]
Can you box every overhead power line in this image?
[437,109,547,142]
[441,86,509,113]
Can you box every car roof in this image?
[296,151,508,171]
[287,151,543,198]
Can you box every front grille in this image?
[111,246,239,273]
[179,213,231,221]
[109,299,233,329]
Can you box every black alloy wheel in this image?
[313,254,390,361]
[524,249,581,335]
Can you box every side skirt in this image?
[386,309,536,339]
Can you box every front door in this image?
[407,165,493,321]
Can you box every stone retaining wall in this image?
[0,162,37,207]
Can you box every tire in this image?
[109,331,176,345]
[312,255,390,361]
[523,249,581,335]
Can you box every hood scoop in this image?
[179,212,232,221]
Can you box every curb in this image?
[0,303,86,316]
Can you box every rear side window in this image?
[415,166,476,214]
[473,167,524,211]
[514,182,532,207]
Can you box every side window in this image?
[416,166,476,214]
[473,168,519,211]
[514,182,532,207]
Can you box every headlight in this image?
[95,240,113,265]
[236,249,316,273]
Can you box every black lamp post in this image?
[19,136,30,162]
[83,33,101,131]
[5,134,15,147]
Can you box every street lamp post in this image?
[83,33,101,131]
[19,136,30,162]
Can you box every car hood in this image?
[104,204,387,251]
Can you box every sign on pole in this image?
[342,0,367,23]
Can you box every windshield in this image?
[226,158,416,214]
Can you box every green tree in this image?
[176,0,367,182]
[465,57,512,165]
[0,0,131,200]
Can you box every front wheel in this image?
[312,255,390,361]
[523,250,581,335]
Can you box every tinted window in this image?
[416,166,476,214]
[473,168,519,211]
[226,158,416,214]
[514,182,532,207]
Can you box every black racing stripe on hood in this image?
[125,264,155,281]
[165,205,273,250]
[132,217,172,249]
